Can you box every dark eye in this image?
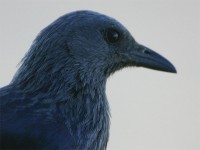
[105,28,121,43]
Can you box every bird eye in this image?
[105,28,120,43]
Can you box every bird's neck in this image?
[60,70,110,149]
[63,76,110,149]
[12,65,110,149]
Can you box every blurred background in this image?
[0,0,199,149]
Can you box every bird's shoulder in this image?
[0,85,78,149]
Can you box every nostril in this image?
[143,50,151,55]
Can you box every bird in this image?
[0,10,176,150]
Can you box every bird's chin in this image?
[105,62,136,76]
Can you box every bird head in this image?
[64,11,176,77]
[13,10,176,89]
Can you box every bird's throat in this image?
[64,75,110,149]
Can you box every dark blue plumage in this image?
[0,10,176,150]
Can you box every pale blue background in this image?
[0,0,199,149]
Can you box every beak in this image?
[129,44,177,73]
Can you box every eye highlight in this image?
[105,28,121,44]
